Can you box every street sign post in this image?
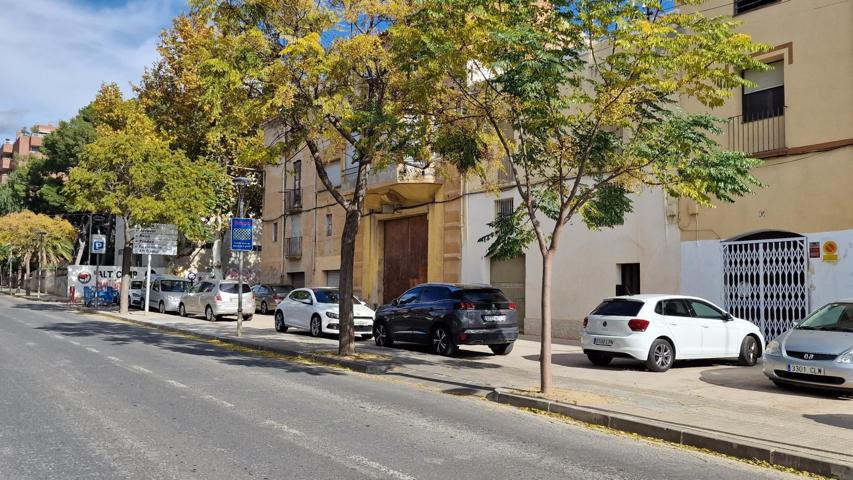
[232,213,253,337]
[91,234,106,255]
[133,224,179,314]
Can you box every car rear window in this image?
[270,285,292,294]
[459,289,510,304]
[160,280,189,293]
[131,281,144,289]
[591,299,644,316]
[220,283,252,294]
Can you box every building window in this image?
[734,0,778,15]
[743,60,784,122]
[617,263,640,296]
[292,160,302,190]
[325,270,340,287]
[325,214,333,237]
[272,222,278,242]
[495,198,514,221]
[324,160,341,189]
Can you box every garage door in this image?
[490,255,525,333]
[383,215,428,303]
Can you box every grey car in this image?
[129,280,144,309]
[179,280,254,322]
[252,284,293,315]
[764,301,853,391]
[147,275,191,314]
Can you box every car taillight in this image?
[457,301,476,310]
[628,319,650,332]
[508,303,517,311]
[582,317,588,328]
[273,295,283,301]
[215,293,222,301]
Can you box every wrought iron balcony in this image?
[285,237,302,258]
[284,188,302,212]
[726,109,786,157]
[341,162,437,192]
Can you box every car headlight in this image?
[765,340,781,356]
[325,311,339,319]
[837,349,853,364]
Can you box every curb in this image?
[487,388,853,479]
[96,311,392,375]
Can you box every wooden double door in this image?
[383,215,428,304]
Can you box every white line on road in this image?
[262,419,304,437]
[165,380,188,389]
[85,347,100,353]
[106,356,123,362]
[130,365,153,374]
[69,340,81,346]
[349,456,416,480]
[201,395,235,408]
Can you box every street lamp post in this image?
[36,230,47,299]
[8,246,12,295]
[233,176,250,338]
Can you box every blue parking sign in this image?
[231,218,253,252]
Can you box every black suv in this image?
[373,283,518,356]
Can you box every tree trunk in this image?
[24,252,32,296]
[74,237,85,265]
[211,215,224,279]
[118,218,132,314]
[337,208,361,356]
[540,251,553,394]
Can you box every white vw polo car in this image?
[274,287,375,339]
[580,295,764,372]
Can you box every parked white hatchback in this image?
[581,295,764,372]
[274,287,375,338]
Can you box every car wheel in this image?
[260,302,268,315]
[489,342,515,356]
[179,303,187,317]
[274,311,288,333]
[158,301,166,314]
[374,322,393,347]
[361,334,373,341]
[646,338,674,372]
[205,305,216,322]
[738,335,759,366]
[432,325,458,356]
[243,314,253,322]
[309,315,322,337]
[586,351,613,366]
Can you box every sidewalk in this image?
[6,293,852,476]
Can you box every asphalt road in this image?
[0,296,804,480]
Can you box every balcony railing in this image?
[284,188,302,212]
[285,237,302,258]
[341,162,437,191]
[726,109,786,157]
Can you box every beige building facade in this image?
[678,0,853,339]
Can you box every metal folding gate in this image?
[721,237,809,340]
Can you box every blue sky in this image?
[0,0,186,141]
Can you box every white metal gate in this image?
[722,237,809,340]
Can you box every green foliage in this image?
[0,210,77,267]
[478,207,536,261]
[65,84,226,242]
[580,184,634,230]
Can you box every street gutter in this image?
[487,388,852,479]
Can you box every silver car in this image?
[129,280,144,309]
[252,284,293,315]
[147,275,191,314]
[179,280,254,322]
[764,301,853,391]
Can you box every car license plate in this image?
[593,338,614,346]
[483,315,506,322]
[788,364,824,375]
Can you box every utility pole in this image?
[144,253,151,314]
[36,230,46,299]
[7,246,12,295]
[233,177,249,337]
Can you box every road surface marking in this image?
[131,365,153,374]
[165,380,188,389]
[262,420,304,437]
[25,341,37,347]
[69,340,81,346]
[201,395,235,408]
[106,356,122,362]
[349,456,416,480]
[86,347,100,353]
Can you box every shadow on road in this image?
[804,413,853,429]
[37,320,345,377]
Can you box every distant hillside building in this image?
[1,124,56,183]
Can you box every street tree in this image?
[0,211,76,295]
[405,0,767,393]
[65,83,228,314]
[137,13,272,277]
[195,0,446,355]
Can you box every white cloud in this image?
[0,0,185,141]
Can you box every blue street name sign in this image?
[231,218,254,252]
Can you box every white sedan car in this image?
[580,294,764,372]
[274,287,375,339]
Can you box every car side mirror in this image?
[391,298,399,306]
[724,313,733,321]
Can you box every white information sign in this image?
[132,224,178,255]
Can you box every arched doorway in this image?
[721,230,808,339]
